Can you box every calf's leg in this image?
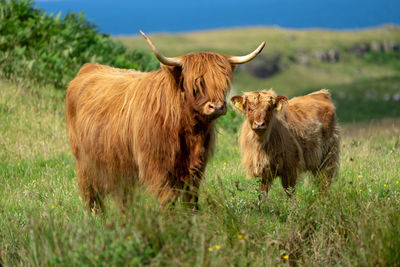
[280,169,297,197]
[260,169,275,196]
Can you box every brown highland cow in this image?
[231,89,340,195]
[66,31,265,211]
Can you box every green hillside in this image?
[118,26,400,123]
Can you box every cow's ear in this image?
[231,95,245,113]
[275,95,288,112]
[163,65,182,85]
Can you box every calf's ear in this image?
[231,95,245,113]
[275,95,288,112]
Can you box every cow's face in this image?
[231,90,288,136]
[179,53,234,120]
[140,31,265,121]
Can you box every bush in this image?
[363,51,400,70]
[0,0,158,89]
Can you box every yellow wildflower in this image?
[215,245,221,250]
[127,236,131,240]
[238,234,247,240]
[359,189,362,192]
[51,205,55,209]
[358,174,362,179]
[208,247,213,252]
[396,181,399,184]
[374,181,378,185]
[384,184,387,187]
[283,255,289,259]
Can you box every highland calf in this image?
[66,31,265,211]
[231,89,340,195]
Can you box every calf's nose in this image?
[253,121,266,129]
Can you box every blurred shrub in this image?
[0,0,158,89]
[363,51,400,70]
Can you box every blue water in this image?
[35,0,400,35]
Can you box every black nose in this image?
[254,121,266,129]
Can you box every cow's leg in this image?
[158,185,180,209]
[171,173,201,210]
[77,163,104,214]
[181,177,201,210]
[78,177,104,214]
[113,187,132,214]
[137,157,178,208]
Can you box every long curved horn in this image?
[228,42,266,64]
[140,30,182,67]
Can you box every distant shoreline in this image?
[112,24,400,37]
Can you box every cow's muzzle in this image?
[205,101,227,117]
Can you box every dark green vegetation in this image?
[1,1,400,266]
[0,0,158,89]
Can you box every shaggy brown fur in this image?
[231,89,340,195]
[66,51,244,211]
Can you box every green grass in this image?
[1,74,400,266]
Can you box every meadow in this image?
[1,74,400,266]
[1,2,400,266]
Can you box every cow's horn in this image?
[228,42,266,64]
[140,30,182,67]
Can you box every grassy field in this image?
[1,65,400,267]
[1,24,400,266]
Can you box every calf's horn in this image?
[140,30,182,67]
[228,42,266,64]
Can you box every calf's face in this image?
[231,90,288,135]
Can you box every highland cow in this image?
[66,31,265,211]
[231,89,340,195]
